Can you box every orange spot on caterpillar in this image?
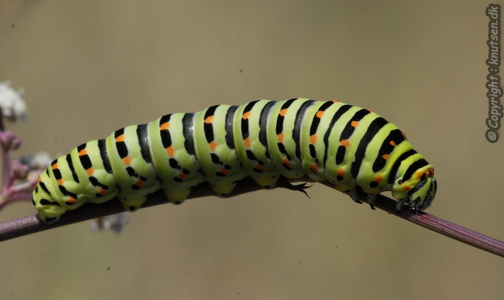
[351,121,359,128]
[205,116,214,124]
[279,108,288,116]
[254,164,265,171]
[86,168,94,175]
[382,154,389,160]
[244,137,251,147]
[79,149,87,156]
[122,156,131,165]
[367,109,374,113]
[337,168,345,176]
[389,141,396,146]
[116,135,125,143]
[403,185,412,191]
[209,141,217,150]
[316,111,324,118]
[52,164,59,170]
[178,173,187,179]
[219,168,230,175]
[166,146,175,156]
[340,140,350,147]
[311,164,318,173]
[160,122,170,130]
[277,132,284,142]
[135,180,144,187]
[375,174,383,182]
[332,100,340,103]
[242,111,251,120]
[57,179,64,185]
[67,198,77,204]
[282,158,291,167]
[97,188,107,195]
[310,135,317,144]
[38,177,42,183]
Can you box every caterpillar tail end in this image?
[36,206,65,224]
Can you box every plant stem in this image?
[0,178,502,258]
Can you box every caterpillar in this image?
[32,98,437,223]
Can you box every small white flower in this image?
[19,152,52,170]
[0,81,27,122]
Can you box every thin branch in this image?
[0,178,503,258]
[0,178,273,240]
[329,183,504,258]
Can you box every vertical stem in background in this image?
[0,113,4,131]
[1,149,9,194]
[0,116,10,194]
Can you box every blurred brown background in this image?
[0,1,503,299]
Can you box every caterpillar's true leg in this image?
[395,198,406,212]
[347,187,375,209]
[348,188,363,204]
[277,176,311,198]
[366,193,377,210]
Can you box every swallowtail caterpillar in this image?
[32,98,437,223]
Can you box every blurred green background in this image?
[1,1,503,299]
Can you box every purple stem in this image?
[1,144,11,194]
[0,113,11,195]
[370,193,504,257]
[0,178,502,258]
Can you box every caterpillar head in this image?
[392,166,437,211]
[406,175,437,211]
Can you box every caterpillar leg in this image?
[210,182,237,197]
[36,202,67,223]
[347,187,376,209]
[119,196,148,212]
[162,187,192,205]
[395,198,406,211]
[348,188,363,204]
[366,193,377,210]
[277,176,311,198]
[117,179,162,211]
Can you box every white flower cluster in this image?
[0,81,27,122]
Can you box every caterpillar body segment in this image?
[32,98,437,223]
[193,104,246,196]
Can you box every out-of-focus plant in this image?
[0,81,128,233]
[0,81,50,210]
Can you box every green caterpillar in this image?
[32,98,437,223]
